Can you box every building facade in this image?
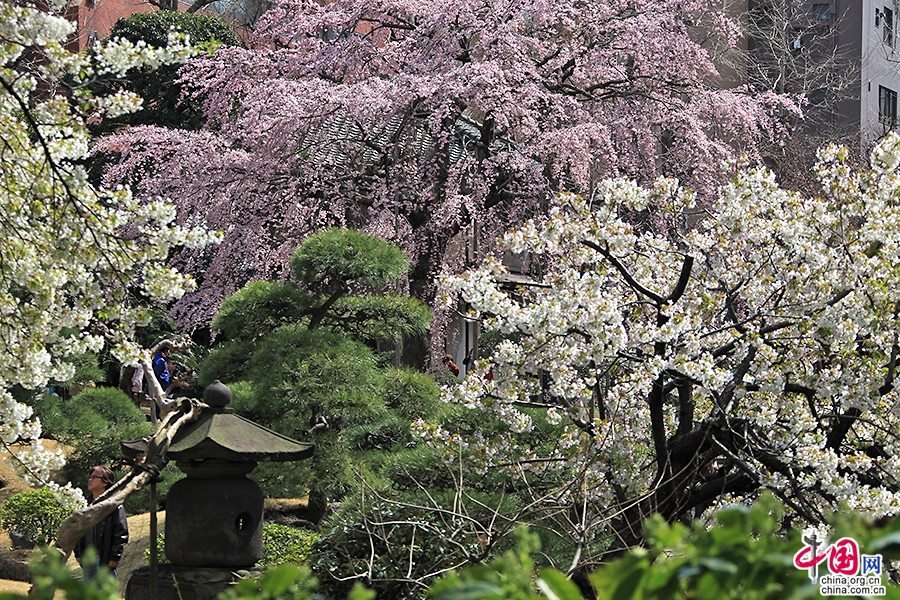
[746,0,900,149]
[61,0,191,53]
[860,0,900,143]
[62,0,154,52]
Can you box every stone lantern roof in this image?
[121,380,314,464]
[165,409,314,463]
[123,380,315,599]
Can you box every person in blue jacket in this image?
[151,345,188,418]
[152,345,174,392]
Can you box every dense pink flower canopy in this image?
[99,0,792,332]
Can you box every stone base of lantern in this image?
[125,564,262,600]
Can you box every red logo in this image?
[794,536,859,578]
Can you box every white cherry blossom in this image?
[428,133,900,556]
[0,0,218,507]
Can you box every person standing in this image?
[152,345,174,393]
[118,363,144,407]
[74,466,128,580]
[151,344,187,420]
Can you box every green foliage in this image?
[108,11,240,47]
[217,379,256,412]
[429,529,582,600]
[26,387,154,511]
[377,445,452,491]
[326,295,432,343]
[143,533,163,564]
[48,353,105,394]
[13,498,900,600]
[261,523,321,569]
[94,11,240,132]
[197,340,256,387]
[313,493,524,600]
[219,565,320,600]
[212,281,310,342]
[144,523,320,568]
[0,488,68,546]
[202,230,438,520]
[247,327,385,431]
[243,327,388,503]
[209,231,431,347]
[589,492,900,600]
[290,228,410,290]
[380,367,441,422]
[25,548,117,600]
[66,386,144,422]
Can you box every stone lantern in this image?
[125,381,313,600]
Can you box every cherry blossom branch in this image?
[55,398,204,559]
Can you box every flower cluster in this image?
[96,0,793,333]
[0,1,218,504]
[435,133,900,547]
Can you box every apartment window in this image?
[880,86,898,127]
[813,3,829,20]
[808,88,826,105]
[885,7,895,47]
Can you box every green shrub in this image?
[211,282,310,343]
[429,528,581,600]
[57,387,153,488]
[28,386,154,510]
[197,341,255,387]
[313,497,501,600]
[145,523,320,568]
[29,547,118,600]
[289,228,410,289]
[218,565,322,600]
[92,9,240,133]
[0,488,69,546]
[49,353,105,395]
[380,367,440,421]
[239,327,389,512]
[25,390,67,436]
[108,10,240,48]
[260,523,321,569]
[377,445,455,491]
[12,495,900,600]
[587,492,899,600]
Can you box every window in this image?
[808,88,826,105]
[880,86,897,127]
[813,3,829,20]
[885,7,895,47]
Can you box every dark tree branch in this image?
[581,239,665,304]
[675,376,693,437]
[55,399,204,558]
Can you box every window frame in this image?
[880,85,898,128]
[813,3,829,21]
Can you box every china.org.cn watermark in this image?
[793,531,886,596]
